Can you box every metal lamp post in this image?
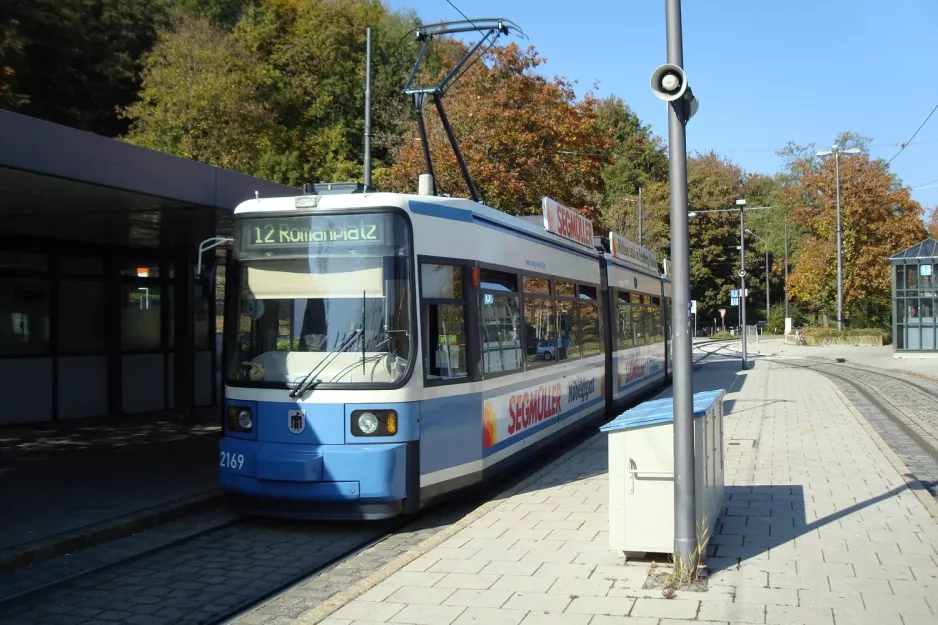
[816,145,861,332]
[737,199,748,369]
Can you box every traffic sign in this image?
[731,297,740,306]
[730,289,740,298]
[718,308,726,319]
[690,299,697,314]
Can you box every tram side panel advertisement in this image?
[482,367,605,450]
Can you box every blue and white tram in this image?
[218,189,670,519]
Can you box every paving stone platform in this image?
[311,358,938,625]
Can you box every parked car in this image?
[536,337,573,360]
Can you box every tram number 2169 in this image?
[219,451,245,470]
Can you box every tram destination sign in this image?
[241,214,386,248]
[541,197,594,248]
[608,231,658,273]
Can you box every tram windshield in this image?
[227,211,413,388]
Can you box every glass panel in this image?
[0,278,50,355]
[524,297,556,366]
[579,285,598,300]
[0,251,48,272]
[896,324,905,349]
[579,302,602,356]
[122,284,162,351]
[425,304,468,379]
[61,254,103,275]
[919,264,935,290]
[896,266,905,291]
[920,297,934,319]
[194,283,210,349]
[523,275,550,295]
[122,263,160,279]
[481,294,523,374]
[59,281,104,354]
[905,267,918,293]
[556,299,578,360]
[617,296,633,350]
[215,263,226,339]
[618,291,631,304]
[480,269,517,292]
[554,281,575,298]
[228,212,413,387]
[422,264,463,300]
[651,296,661,307]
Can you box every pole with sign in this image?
[690,300,697,337]
[719,308,726,332]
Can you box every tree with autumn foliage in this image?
[785,137,928,327]
[382,42,609,222]
[926,209,938,240]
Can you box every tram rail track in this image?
[0,380,670,625]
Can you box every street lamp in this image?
[745,229,770,326]
[736,199,748,369]
[816,144,861,332]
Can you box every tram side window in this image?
[522,275,555,367]
[632,294,646,345]
[616,291,634,351]
[554,281,578,361]
[578,285,602,356]
[421,263,468,380]
[480,269,523,375]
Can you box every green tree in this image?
[125,0,420,186]
[594,96,668,240]
[0,0,247,136]
[122,13,280,175]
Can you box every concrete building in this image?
[0,110,298,425]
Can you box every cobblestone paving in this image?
[226,501,480,625]
[787,360,938,499]
[0,519,390,625]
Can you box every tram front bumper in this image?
[218,438,408,503]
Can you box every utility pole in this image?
[652,0,699,574]
[638,186,644,246]
[834,148,842,331]
[363,27,373,188]
[816,145,860,332]
[765,248,770,325]
[784,214,789,319]
[738,198,748,369]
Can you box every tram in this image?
[217,187,671,519]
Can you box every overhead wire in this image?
[886,103,938,166]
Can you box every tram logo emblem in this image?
[288,409,306,434]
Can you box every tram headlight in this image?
[358,412,379,435]
[227,405,254,433]
[350,409,399,437]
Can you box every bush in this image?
[712,331,735,340]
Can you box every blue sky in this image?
[391,0,938,212]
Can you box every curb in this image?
[829,385,938,522]
[0,488,225,573]
[293,432,602,624]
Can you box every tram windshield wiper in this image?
[289,327,363,398]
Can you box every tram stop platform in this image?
[311,357,938,625]
[0,408,223,572]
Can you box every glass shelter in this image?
[890,238,938,353]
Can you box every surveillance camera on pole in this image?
[650,63,699,123]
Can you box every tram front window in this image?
[227,212,413,387]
